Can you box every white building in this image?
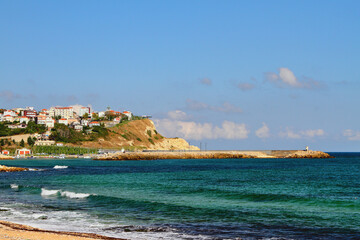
[78,107,90,117]
[123,111,133,120]
[49,107,74,119]
[34,140,56,146]
[2,115,14,122]
[89,121,100,127]
[98,112,105,118]
[58,118,68,125]
[3,110,17,117]
[19,116,30,124]
[81,119,90,126]
[45,119,55,128]
[74,125,83,131]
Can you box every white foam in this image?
[60,191,91,199]
[32,213,48,220]
[41,188,92,199]
[10,184,19,189]
[41,188,60,196]
[53,165,68,169]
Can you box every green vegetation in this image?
[148,138,154,145]
[20,139,25,147]
[132,116,144,120]
[120,134,129,140]
[92,113,99,120]
[147,130,152,137]
[0,121,46,137]
[27,136,35,146]
[136,137,142,142]
[50,123,109,143]
[34,145,97,155]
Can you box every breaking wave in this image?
[41,188,92,199]
[53,165,68,169]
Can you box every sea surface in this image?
[1,153,360,239]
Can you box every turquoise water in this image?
[1,153,360,239]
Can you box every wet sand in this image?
[0,221,125,240]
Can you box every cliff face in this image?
[71,119,199,150]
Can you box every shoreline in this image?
[94,150,333,161]
[0,220,126,240]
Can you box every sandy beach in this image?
[0,221,125,240]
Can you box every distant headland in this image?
[0,105,332,161]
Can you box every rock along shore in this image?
[94,150,333,161]
[0,165,28,172]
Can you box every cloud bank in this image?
[279,128,325,139]
[343,129,360,141]
[154,112,249,140]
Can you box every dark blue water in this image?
[1,153,360,239]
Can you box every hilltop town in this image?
[0,105,136,130]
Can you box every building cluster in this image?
[0,106,133,132]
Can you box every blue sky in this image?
[1,0,360,151]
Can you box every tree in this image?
[92,113,99,120]
[83,113,89,119]
[27,136,35,146]
[0,139,4,146]
[20,139,25,147]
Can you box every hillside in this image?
[68,119,199,150]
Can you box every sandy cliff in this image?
[70,119,199,151]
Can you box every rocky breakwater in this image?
[94,151,276,161]
[94,150,334,161]
[285,150,333,158]
[0,165,27,172]
[96,151,249,161]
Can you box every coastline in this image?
[0,220,125,240]
[94,150,333,161]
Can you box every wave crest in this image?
[41,188,92,199]
[53,165,68,169]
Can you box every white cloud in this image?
[264,67,322,89]
[279,128,325,139]
[154,118,249,140]
[278,68,299,87]
[256,122,270,138]
[167,110,189,120]
[200,78,212,86]
[186,99,242,113]
[343,129,360,141]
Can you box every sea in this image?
[1,153,360,240]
